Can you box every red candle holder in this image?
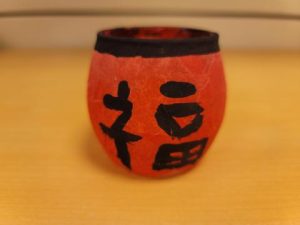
[88,27,226,177]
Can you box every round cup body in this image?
[88,27,226,177]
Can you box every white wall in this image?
[0,0,299,49]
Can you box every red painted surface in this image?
[88,51,226,177]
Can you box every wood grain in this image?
[0,49,299,225]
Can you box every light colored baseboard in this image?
[0,16,299,49]
[1,0,300,15]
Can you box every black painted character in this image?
[153,138,208,170]
[153,81,208,170]
[100,81,142,169]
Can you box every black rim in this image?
[95,27,220,57]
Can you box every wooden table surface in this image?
[0,49,299,225]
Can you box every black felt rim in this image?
[95,27,220,57]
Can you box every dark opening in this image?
[101,27,215,40]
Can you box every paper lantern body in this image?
[88,27,226,177]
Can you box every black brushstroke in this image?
[155,103,203,138]
[152,138,208,170]
[160,81,196,98]
[99,81,141,169]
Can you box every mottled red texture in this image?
[88,52,226,177]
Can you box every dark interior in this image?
[102,27,213,40]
